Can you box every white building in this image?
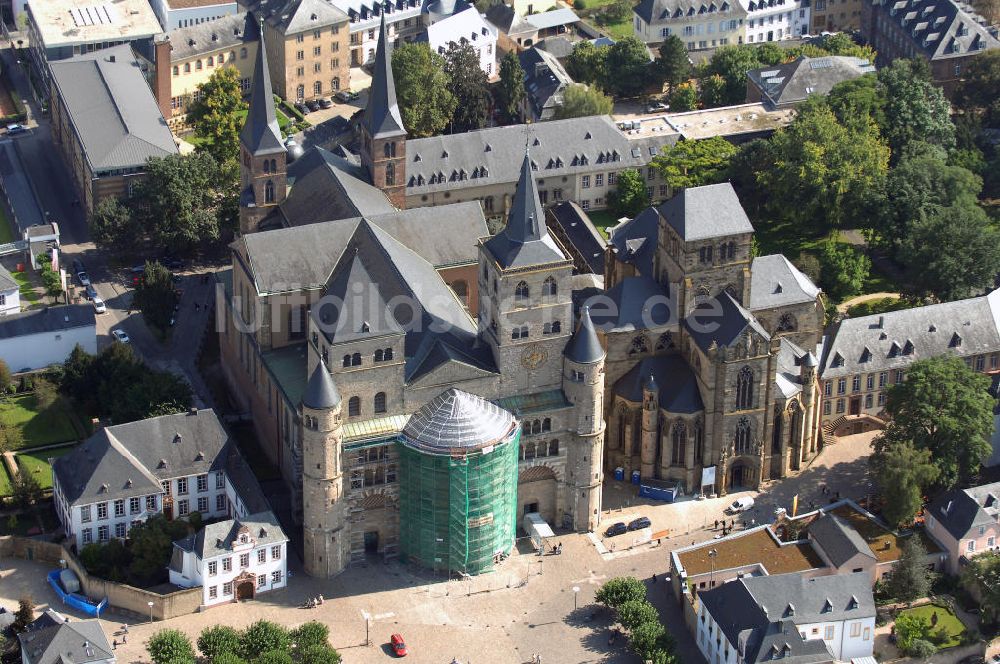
[425,6,497,76]
[633,0,747,49]
[0,265,20,315]
[169,511,288,605]
[741,0,810,43]
[329,0,424,65]
[149,0,239,30]
[697,571,876,664]
[0,304,94,372]
[51,409,268,551]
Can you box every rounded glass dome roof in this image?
[401,388,517,455]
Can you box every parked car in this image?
[335,90,352,103]
[91,296,106,314]
[646,101,669,113]
[76,270,91,287]
[305,99,320,112]
[6,123,25,135]
[604,522,627,538]
[85,284,97,300]
[726,496,755,514]
[161,256,183,270]
[318,97,332,109]
[111,329,130,343]
[627,516,651,531]
[72,258,85,274]
[294,102,309,115]
[389,633,407,657]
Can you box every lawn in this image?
[186,107,293,148]
[0,463,10,497]
[0,394,80,448]
[577,0,639,39]
[587,209,626,238]
[898,603,966,649]
[14,444,76,491]
[11,269,40,306]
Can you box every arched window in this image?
[693,420,704,463]
[542,276,557,297]
[549,439,559,456]
[734,416,752,454]
[313,80,322,94]
[296,84,305,100]
[351,352,361,366]
[777,313,796,332]
[342,355,351,367]
[616,407,627,450]
[184,63,191,73]
[537,441,547,457]
[531,420,541,435]
[552,320,561,334]
[263,160,271,174]
[671,421,687,465]
[384,348,393,360]
[374,349,384,362]
[525,442,536,459]
[172,65,179,75]
[265,180,275,203]
[735,366,754,410]
[196,59,203,70]
[515,281,529,302]
[385,162,395,186]
[332,76,340,90]
[656,332,674,350]
[771,406,783,454]
[229,51,235,62]
[374,392,387,414]
[484,196,494,212]
[240,47,248,59]
[542,418,551,432]
[384,142,392,158]
[348,396,360,417]
[208,56,214,66]
[270,159,277,173]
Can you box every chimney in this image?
[108,55,115,62]
[188,407,198,416]
[152,36,174,121]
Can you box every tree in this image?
[877,59,955,157]
[754,41,786,66]
[618,599,659,632]
[12,596,34,633]
[298,645,342,664]
[186,66,245,165]
[604,0,633,21]
[668,82,698,112]
[629,620,666,661]
[908,639,937,659]
[148,629,196,664]
[608,168,650,218]
[33,376,57,409]
[133,261,177,331]
[126,515,190,586]
[212,654,247,664]
[595,576,647,609]
[553,84,613,119]
[256,651,292,664]
[0,359,10,394]
[962,550,1000,623]
[90,198,139,258]
[818,239,870,301]
[239,621,289,660]
[793,253,822,285]
[135,153,224,252]
[495,51,526,124]
[198,626,241,662]
[656,36,690,88]
[886,537,933,604]
[11,471,42,510]
[653,136,737,190]
[893,613,930,653]
[290,622,329,650]
[871,440,939,529]
[821,74,885,131]
[698,74,727,108]
[605,37,651,98]
[873,356,994,490]
[704,45,761,105]
[955,50,1000,126]
[566,41,608,87]
[392,43,456,138]
[0,421,23,455]
[444,42,490,132]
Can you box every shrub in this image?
[212,654,246,664]
[256,651,292,664]
[198,625,240,661]
[290,622,329,650]
[298,645,341,664]
[239,621,289,660]
[573,0,586,8]
[148,629,195,664]
[907,638,937,659]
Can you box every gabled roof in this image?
[190,511,287,559]
[167,12,257,62]
[240,19,285,156]
[0,305,94,341]
[927,481,1000,541]
[548,201,606,275]
[614,355,703,413]
[808,513,877,567]
[774,337,808,398]
[746,56,874,109]
[18,615,113,664]
[524,7,579,30]
[565,306,605,364]
[426,5,495,56]
[587,276,675,332]
[303,363,341,409]
[258,0,348,34]
[658,182,753,242]
[362,14,406,140]
[318,251,406,343]
[519,46,573,118]
[874,0,998,60]
[608,206,659,277]
[484,3,535,35]
[634,0,744,23]
[684,291,770,352]
[749,254,821,311]
[49,45,178,172]
[281,146,395,223]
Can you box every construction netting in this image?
[397,428,520,575]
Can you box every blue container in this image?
[631,470,641,485]
[614,467,625,481]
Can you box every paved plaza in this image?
[0,433,876,664]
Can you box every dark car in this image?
[604,522,627,538]
[628,516,651,531]
[318,97,333,109]
[161,257,183,270]
[85,284,97,300]
[305,99,321,112]
[72,258,85,273]
[294,102,309,115]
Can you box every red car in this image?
[390,633,407,657]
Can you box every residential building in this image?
[485,4,540,47]
[697,571,876,663]
[49,45,179,215]
[169,511,288,605]
[327,0,423,66]
[26,0,163,93]
[246,0,351,101]
[810,0,863,32]
[0,265,20,315]
[861,0,999,93]
[818,288,1000,437]
[632,0,747,49]
[741,0,811,43]
[151,0,239,30]
[509,0,559,16]
[745,55,875,109]
[154,12,259,125]
[18,610,114,664]
[51,409,267,551]
[519,46,573,120]
[0,305,95,372]
[926,481,1000,575]
[425,6,497,77]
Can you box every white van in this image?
[726,496,755,514]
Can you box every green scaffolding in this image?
[397,429,520,575]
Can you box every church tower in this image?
[479,148,574,395]
[561,306,606,532]
[239,20,287,235]
[301,364,349,578]
[359,15,407,208]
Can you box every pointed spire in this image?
[240,18,285,155]
[363,13,405,139]
[504,148,548,245]
[303,363,340,410]
[643,370,657,393]
[565,306,605,364]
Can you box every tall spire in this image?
[240,19,284,155]
[363,13,405,139]
[565,306,605,364]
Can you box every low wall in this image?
[0,536,203,620]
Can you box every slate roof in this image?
[167,12,257,62]
[773,337,807,398]
[634,0,743,23]
[608,206,659,277]
[426,6,495,56]
[548,201,606,275]
[185,510,287,559]
[746,56,875,109]
[49,46,178,173]
[587,276,675,332]
[749,254,821,311]
[525,7,579,30]
[18,616,113,664]
[256,0,349,34]
[0,263,19,292]
[565,305,605,364]
[53,409,231,507]
[303,363,341,409]
[926,481,1000,541]
[281,146,394,223]
[0,305,94,341]
[519,47,573,119]
[614,355,704,413]
[400,388,517,454]
[363,15,406,139]
[485,3,535,35]
[808,513,876,567]
[240,21,285,156]
[874,0,999,61]
[658,182,754,242]
[684,291,770,352]
[820,287,1000,379]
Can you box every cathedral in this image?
[218,16,825,577]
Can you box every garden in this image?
[148,620,342,664]
[0,392,80,449]
[572,0,638,40]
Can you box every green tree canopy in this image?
[608,168,650,218]
[668,82,698,112]
[818,239,870,301]
[133,261,177,331]
[239,621,289,660]
[255,651,292,664]
[134,152,226,252]
[186,66,245,165]
[595,576,647,608]
[605,37,651,97]
[886,536,933,603]
[444,42,490,132]
[703,45,760,105]
[148,630,196,664]
[698,73,727,108]
[391,43,456,137]
[12,596,34,633]
[90,198,139,259]
[656,36,691,88]
[961,550,1000,623]
[553,84,613,119]
[894,613,930,653]
[566,41,609,87]
[290,622,329,650]
[211,653,247,664]
[877,59,955,157]
[298,645,342,664]
[198,625,241,662]
[955,49,1000,125]
[629,621,667,662]
[11,471,42,510]
[618,599,660,632]
[495,51,526,124]
[820,74,885,131]
[871,440,939,529]
[874,355,994,490]
[653,136,737,190]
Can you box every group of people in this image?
[303,594,324,608]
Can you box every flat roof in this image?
[677,527,824,577]
[30,0,163,49]
[261,343,307,407]
[661,103,794,140]
[828,504,942,563]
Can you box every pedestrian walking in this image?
[714,519,719,529]
[112,640,118,650]
[123,635,127,644]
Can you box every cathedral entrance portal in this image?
[729,463,748,490]
[364,530,379,553]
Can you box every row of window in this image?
[509,277,558,302]
[161,472,225,497]
[966,535,996,553]
[350,465,396,488]
[336,348,394,367]
[207,545,282,576]
[294,59,341,75]
[520,439,559,460]
[81,522,129,544]
[347,393,386,417]
[510,321,562,340]
[169,79,251,110]
[173,49,247,76]
[81,495,157,523]
[295,27,342,41]
[823,392,886,415]
[207,571,282,600]
[824,369,905,399]
[176,15,227,28]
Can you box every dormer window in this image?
[888,342,901,358]
[832,352,844,368]
[860,347,872,363]
[822,598,833,613]
[950,332,962,348]
[848,595,859,610]
[903,340,914,355]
